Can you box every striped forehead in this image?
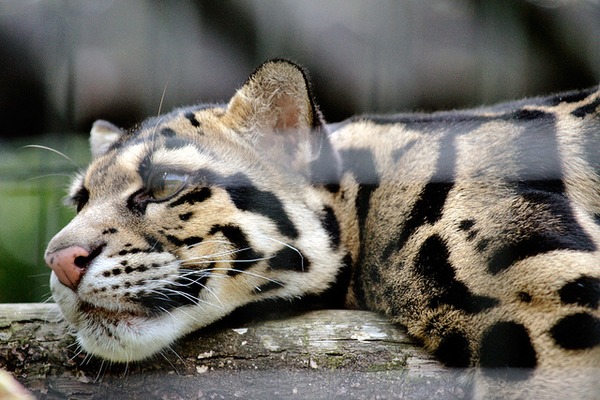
[144,143,206,171]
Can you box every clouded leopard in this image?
[45,59,600,398]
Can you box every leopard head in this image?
[44,60,346,362]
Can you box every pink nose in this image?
[45,246,91,290]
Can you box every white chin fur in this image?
[76,315,184,362]
[50,273,228,362]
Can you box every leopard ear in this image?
[89,120,124,159]
[228,59,322,134]
[226,60,333,177]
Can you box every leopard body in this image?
[45,60,600,398]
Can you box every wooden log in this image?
[0,304,465,399]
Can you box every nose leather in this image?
[45,246,90,290]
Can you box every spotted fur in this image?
[45,60,600,398]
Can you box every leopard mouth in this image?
[78,301,151,322]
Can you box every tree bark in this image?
[0,304,465,399]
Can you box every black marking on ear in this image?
[415,234,499,313]
[208,224,263,275]
[320,206,341,249]
[559,276,600,309]
[253,280,284,295]
[169,187,212,208]
[160,128,176,137]
[268,246,310,272]
[550,312,600,350]
[165,235,203,248]
[435,331,471,368]
[479,321,537,380]
[185,111,201,128]
[572,97,600,118]
[224,173,298,239]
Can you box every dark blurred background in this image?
[1,0,599,302]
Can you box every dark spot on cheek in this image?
[144,235,164,252]
[102,228,118,235]
[224,173,298,239]
[179,212,193,221]
[268,247,310,272]
[208,224,263,275]
[169,187,212,208]
[165,235,203,247]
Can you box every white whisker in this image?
[157,80,170,117]
[21,144,79,168]
[194,267,284,287]
[183,247,253,262]
[182,256,273,265]
[26,173,74,181]
[263,236,305,271]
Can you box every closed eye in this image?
[147,171,189,201]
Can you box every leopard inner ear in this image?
[89,120,124,159]
[225,59,326,174]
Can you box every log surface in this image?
[0,303,465,399]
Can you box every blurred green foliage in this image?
[0,134,89,303]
